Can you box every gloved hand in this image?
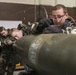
[43,25,63,33]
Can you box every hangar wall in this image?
[0,0,76,7]
[0,0,76,24]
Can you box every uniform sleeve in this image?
[37,18,53,33]
[43,25,63,34]
[17,23,29,35]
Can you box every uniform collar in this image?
[62,18,71,30]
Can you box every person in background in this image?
[10,23,31,40]
[10,28,39,75]
[0,26,10,37]
[36,4,75,34]
[10,28,25,40]
[0,26,17,75]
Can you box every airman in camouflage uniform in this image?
[0,26,17,75]
[10,24,39,75]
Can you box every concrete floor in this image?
[5,70,25,75]
[5,66,25,75]
[13,70,25,75]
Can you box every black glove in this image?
[43,25,63,33]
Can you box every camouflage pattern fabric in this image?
[0,33,17,75]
